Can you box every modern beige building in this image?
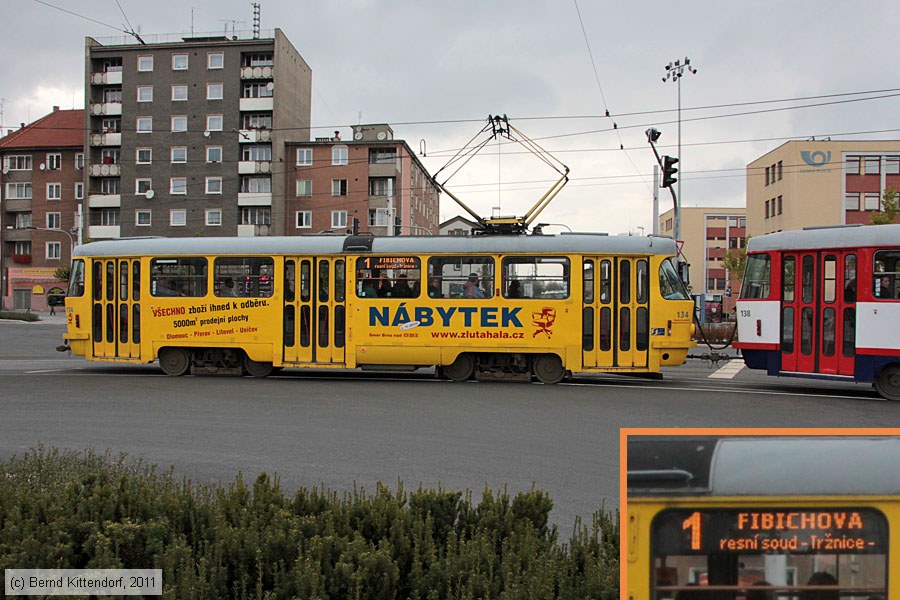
[747,140,900,237]
[660,206,746,314]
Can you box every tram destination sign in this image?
[652,508,887,556]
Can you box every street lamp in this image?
[662,56,697,241]
[28,226,77,252]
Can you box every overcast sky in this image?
[5,0,900,235]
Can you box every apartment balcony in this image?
[238,128,272,143]
[90,102,122,116]
[238,160,272,175]
[4,199,32,212]
[240,66,274,79]
[91,71,123,85]
[239,97,274,112]
[237,224,272,237]
[90,132,122,146]
[89,163,121,177]
[88,194,121,208]
[3,227,33,242]
[88,225,120,239]
[237,193,272,206]
[368,162,400,177]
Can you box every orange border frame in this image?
[619,427,900,599]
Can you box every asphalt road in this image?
[1,318,898,533]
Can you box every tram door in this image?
[91,258,141,360]
[282,257,346,365]
[582,256,649,369]
[780,251,855,375]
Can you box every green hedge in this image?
[0,447,619,599]
[0,310,41,322]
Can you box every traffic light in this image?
[662,155,679,188]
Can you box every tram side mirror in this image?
[678,261,690,287]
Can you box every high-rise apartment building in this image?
[0,107,84,311]
[285,125,440,236]
[84,29,311,239]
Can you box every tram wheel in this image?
[874,365,900,401]
[159,348,191,376]
[532,353,565,384]
[443,353,475,382]
[243,355,274,378]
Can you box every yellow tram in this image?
[626,434,900,599]
[61,233,695,380]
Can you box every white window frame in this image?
[136,116,152,133]
[865,156,881,175]
[46,212,61,229]
[865,192,881,211]
[136,147,152,164]
[172,53,188,70]
[74,182,84,200]
[170,147,187,164]
[171,84,188,102]
[171,116,188,133]
[886,156,900,176]
[207,52,224,70]
[170,209,187,227]
[206,114,224,132]
[75,153,84,170]
[136,210,152,227]
[296,179,312,197]
[170,177,187,195]
[331,210,348,229]
[47,183,62,200]
[207,83,224,100]
[205,209,223,226]
[6,182,31,199]
[4,155,31,171]
[46,241,62,260]
[296,148,313,166]
[135,178,153,195]
[296,210,312,229]
[137,85,153,102]
[137,55,153,72]
[46,153,61,170]
[205,176,223,194]
[332,145,348,166]
[206,146,223,163]
[331,179,348,196]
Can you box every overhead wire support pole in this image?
[662,56,697,244]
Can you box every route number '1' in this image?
[682,511,702,550]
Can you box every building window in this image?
[170,177,187,195]
[206,115,223,131]
[14,241,31,255]
[172,53,188,70]
[296,148,313,166]
[4,155,31,171]
[205,177,223,194]
[75,153,84,170]
[170,209,187,226]
[332,179,348,196]
[240,207,271,225]
[15,214,32,229]
[101,148,120,164]
[46,153,61,170]
[865,156,881,175]
[102,88,122,103]
[136,147,152,164]
[206,209,222,226]
[296,210,312,228]
[171,116,187,133]
[136,210,151,226]
[332,146,348,166]
[207,83,223,100]
[206,146,222,163]
[369,208,390,227]
[46,242,62,260]
[777,160,783,181]
[886,156,900,175]
[47,183,62,200]
[369,148,397,164]
[865,192,881,211]
[208,52,224,69]
[777,195,783,215]
[137,55,154,72]
[770,164,776,184]
[369,177,395,197]
[242,52,273,67]
[240,176,271,193]
[135,179,152,195]
[242,113,272,129]
[46,212,61,229]
[331,210,348,229]
[242,145,271,161]
[764,166,770,185]
[242,82,273,98]
[102,118,121,133]
[170,147,187,164]
[100,178,120,195]
[137,116,152,133]
[171,85,188,101]
[137,85,153,102]
[296,179,312,196]
[845,155,861,175]
[75,182,84,200]
[764,199,770,218]
[844,192,860,211]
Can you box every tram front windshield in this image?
[651,507,888,599]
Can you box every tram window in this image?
[92,261,102,301]
[822,307,836,356]
[428,256,493,299]
[619,307,630,351]
[650,508,888,600]
[843,307,855,357]
[106,262,114,301]
[501,256,569,299]
[119,261,128,301]
[284,306,295,347]
[285,260,295,303]
[620,261,631,304]
[636,260,649,304]
[781,306,794,354]
[783,256,795,303]
[636,306,649,350]
[356,256,421,299]
[844,254,856,302]
[802,255,814,303]
[582,307,594,350]
[300,261,311,302]
[151,258,207,297]
[823,255,837,303]
[119,303,128,343]
[318,261,329,303]
[741,254,771,299]
[599,307,611,351]
[335,260,345,303]
[873,250,900,299]
[132,304,140,343]
[214,257,273,298]
[132,262,140,301]
[69,259,85,298]
[600,260,612,303]
[583,261,594,304]
[801,307,813,355]
[658,259,689,301]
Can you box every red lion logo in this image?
[532,307,557,339]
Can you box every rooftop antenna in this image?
[252,3,260,39]
[219,19,245,39]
